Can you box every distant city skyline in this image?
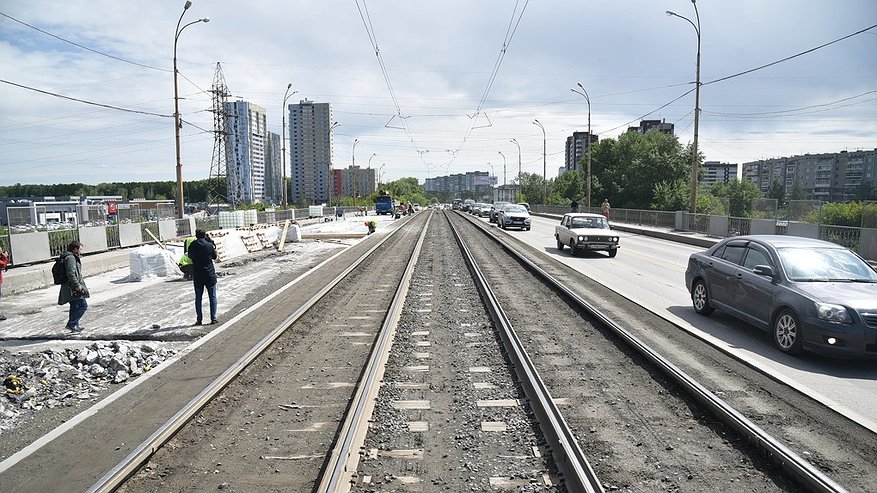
[1,1,874,187]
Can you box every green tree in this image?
[552,170,586,206]
[590,131,689,210]
[710,179,762,217]
[767,178,786,209]
[651,179,689,212]
[518,172,545,205]
[789,181,806,201]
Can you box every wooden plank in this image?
[277,220,290,252]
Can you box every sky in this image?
[0,0,875,188]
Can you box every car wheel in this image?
[608,248,617,258]
[525,227,530,231]
[556,237,564,250]
[773,309,803,355]
[691,279,714,315]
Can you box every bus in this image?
[375,193,394,215]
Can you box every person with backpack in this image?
[57,241,89,332]
[0,245,8,321]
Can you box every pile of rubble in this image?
[1,342,177,434]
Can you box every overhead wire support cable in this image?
[0,79,172,118]
[0,11,170,72]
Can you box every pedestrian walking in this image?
[570,199,579,213]
[0,245,8,321]
[601,198,611,219]
[58,241,89,331]
[188,229,218,326]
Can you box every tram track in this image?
[1,208,872,492]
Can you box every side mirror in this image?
[752,265,774,277]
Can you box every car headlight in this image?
[578,235,586,242]
[612,237,619,243]
[816,302,851,324]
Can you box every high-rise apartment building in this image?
[224,100,267,204]
[702,161,738,187]
[565,131,598,173]
[627,119,674,135]
[263,131,282,205]
[741,149,877,202]
[289,99,334,206]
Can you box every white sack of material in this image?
[129,245,182,281]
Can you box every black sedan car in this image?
[685,235,877,358]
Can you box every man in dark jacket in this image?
[188,229,218,325]
[58,241,89,331]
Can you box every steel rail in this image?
[446,211,605,493]
[87,215,423,493]
[317,211,434,492]
[457,211,848,493]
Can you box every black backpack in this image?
[52,258,68,285]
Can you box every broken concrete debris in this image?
[0,342,177,433]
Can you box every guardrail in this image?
[533,206,877,261]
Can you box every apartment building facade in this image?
[741,149,877,202]
[224,101,268,205]
[289,99,334,206]
[564,131,598,173]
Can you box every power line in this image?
[0,11,169,72]
[0,78,172,118]
[704,23,877,86]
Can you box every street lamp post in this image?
[570,83,592,209]
[173,1,208,218]
[351,138,359,208]
[497,151,506,187]
[366,152,376,203]
[667,0,701,214]
[378,163,386,190]
[510,138,522,202]
[532,119,546,204]
[281,83,297,208]
[328,121,340,207]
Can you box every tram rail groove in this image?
[87,215,423,493]
[452,211,848,493]
[447,211,604,493]
[316,211,434,492]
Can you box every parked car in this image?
[462,199,475,212]
[554,213,619,257]
[497,203,531,230]
[489,202,510,223]
[517,202,530,212]
[685,235,877,358]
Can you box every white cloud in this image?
[1,0,875,186]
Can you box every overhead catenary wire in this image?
[0,11,169,72]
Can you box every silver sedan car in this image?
[685,235,877,358]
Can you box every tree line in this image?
[0,178,224,204]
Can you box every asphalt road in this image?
[484,213,877,434]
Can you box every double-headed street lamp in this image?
[173,1,209,218]
[281,83,297,208]
[327,121,340,206]
[497,151,506,187]
[510,138,522,201]
[570,82,592,209]
[378,163,386,190]
[667,0,701,214]
[532,119,546,204]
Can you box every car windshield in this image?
[504,205,527,213]
[778,247,877,282]
[570,217,607,229]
